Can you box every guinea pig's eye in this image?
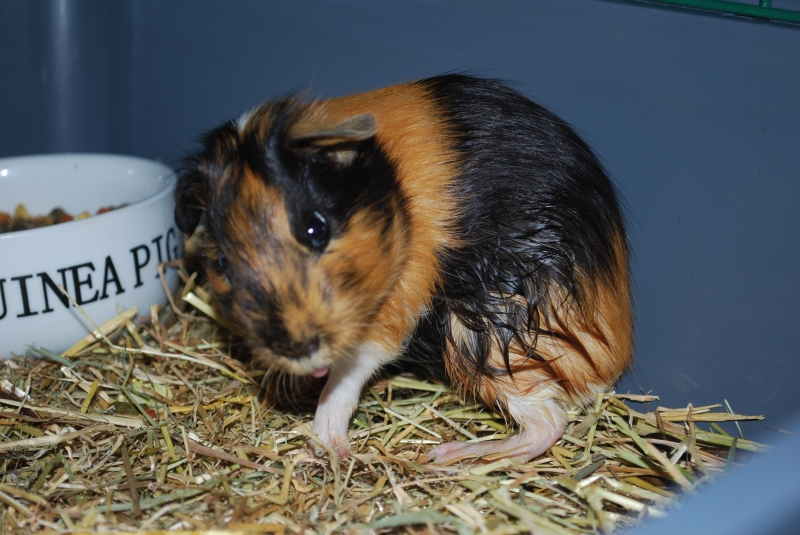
[218,253,229,271]
[305,211,330,251]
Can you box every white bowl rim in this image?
[0,153,176,241]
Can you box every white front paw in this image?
[313,421,352,458]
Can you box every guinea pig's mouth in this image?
[309,367,329,378]
[277,355,332,377]
[251,345,334,377]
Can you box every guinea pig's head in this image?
[175,99,409,376]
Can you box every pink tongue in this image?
[311,367,329,378]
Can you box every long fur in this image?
[406,75,632,410]
[175,74,632,462]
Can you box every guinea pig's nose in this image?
[303,336,320,355]
[281,336,320,359]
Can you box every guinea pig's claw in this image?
[334,443,353,460]
[424,441,480,464]
[305,436,352,460]
[325,433,353,459]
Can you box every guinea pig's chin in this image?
[252,348,332,377]
[277,357,331,376]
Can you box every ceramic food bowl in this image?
[0,154,182,357]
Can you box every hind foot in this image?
[425,393,567,464]
[425,430,558,464]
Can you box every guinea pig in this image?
[174,74,632,463]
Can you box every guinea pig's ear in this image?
[286,113,375,163]
[174,167,207,235]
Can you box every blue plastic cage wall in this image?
[1,1,799,533]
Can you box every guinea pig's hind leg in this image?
[424,389,566,464]
[312,342,397,458]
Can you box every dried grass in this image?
[0,265,769,535]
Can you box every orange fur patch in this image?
[307,85,463,353]
[445,230,632,410]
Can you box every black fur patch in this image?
[403,75,627,389]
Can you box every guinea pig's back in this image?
[419,74,627,285]
[417,75,633,401]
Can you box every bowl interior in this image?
[0,154,173,215]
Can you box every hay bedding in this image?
[0,264,769,535]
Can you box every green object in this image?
[641,0,800,24]
[31,346,73,367]
[364,512,472,535]
[573,459,605,481]
[725,437,739,470]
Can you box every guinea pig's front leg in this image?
[312,341,396,458]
